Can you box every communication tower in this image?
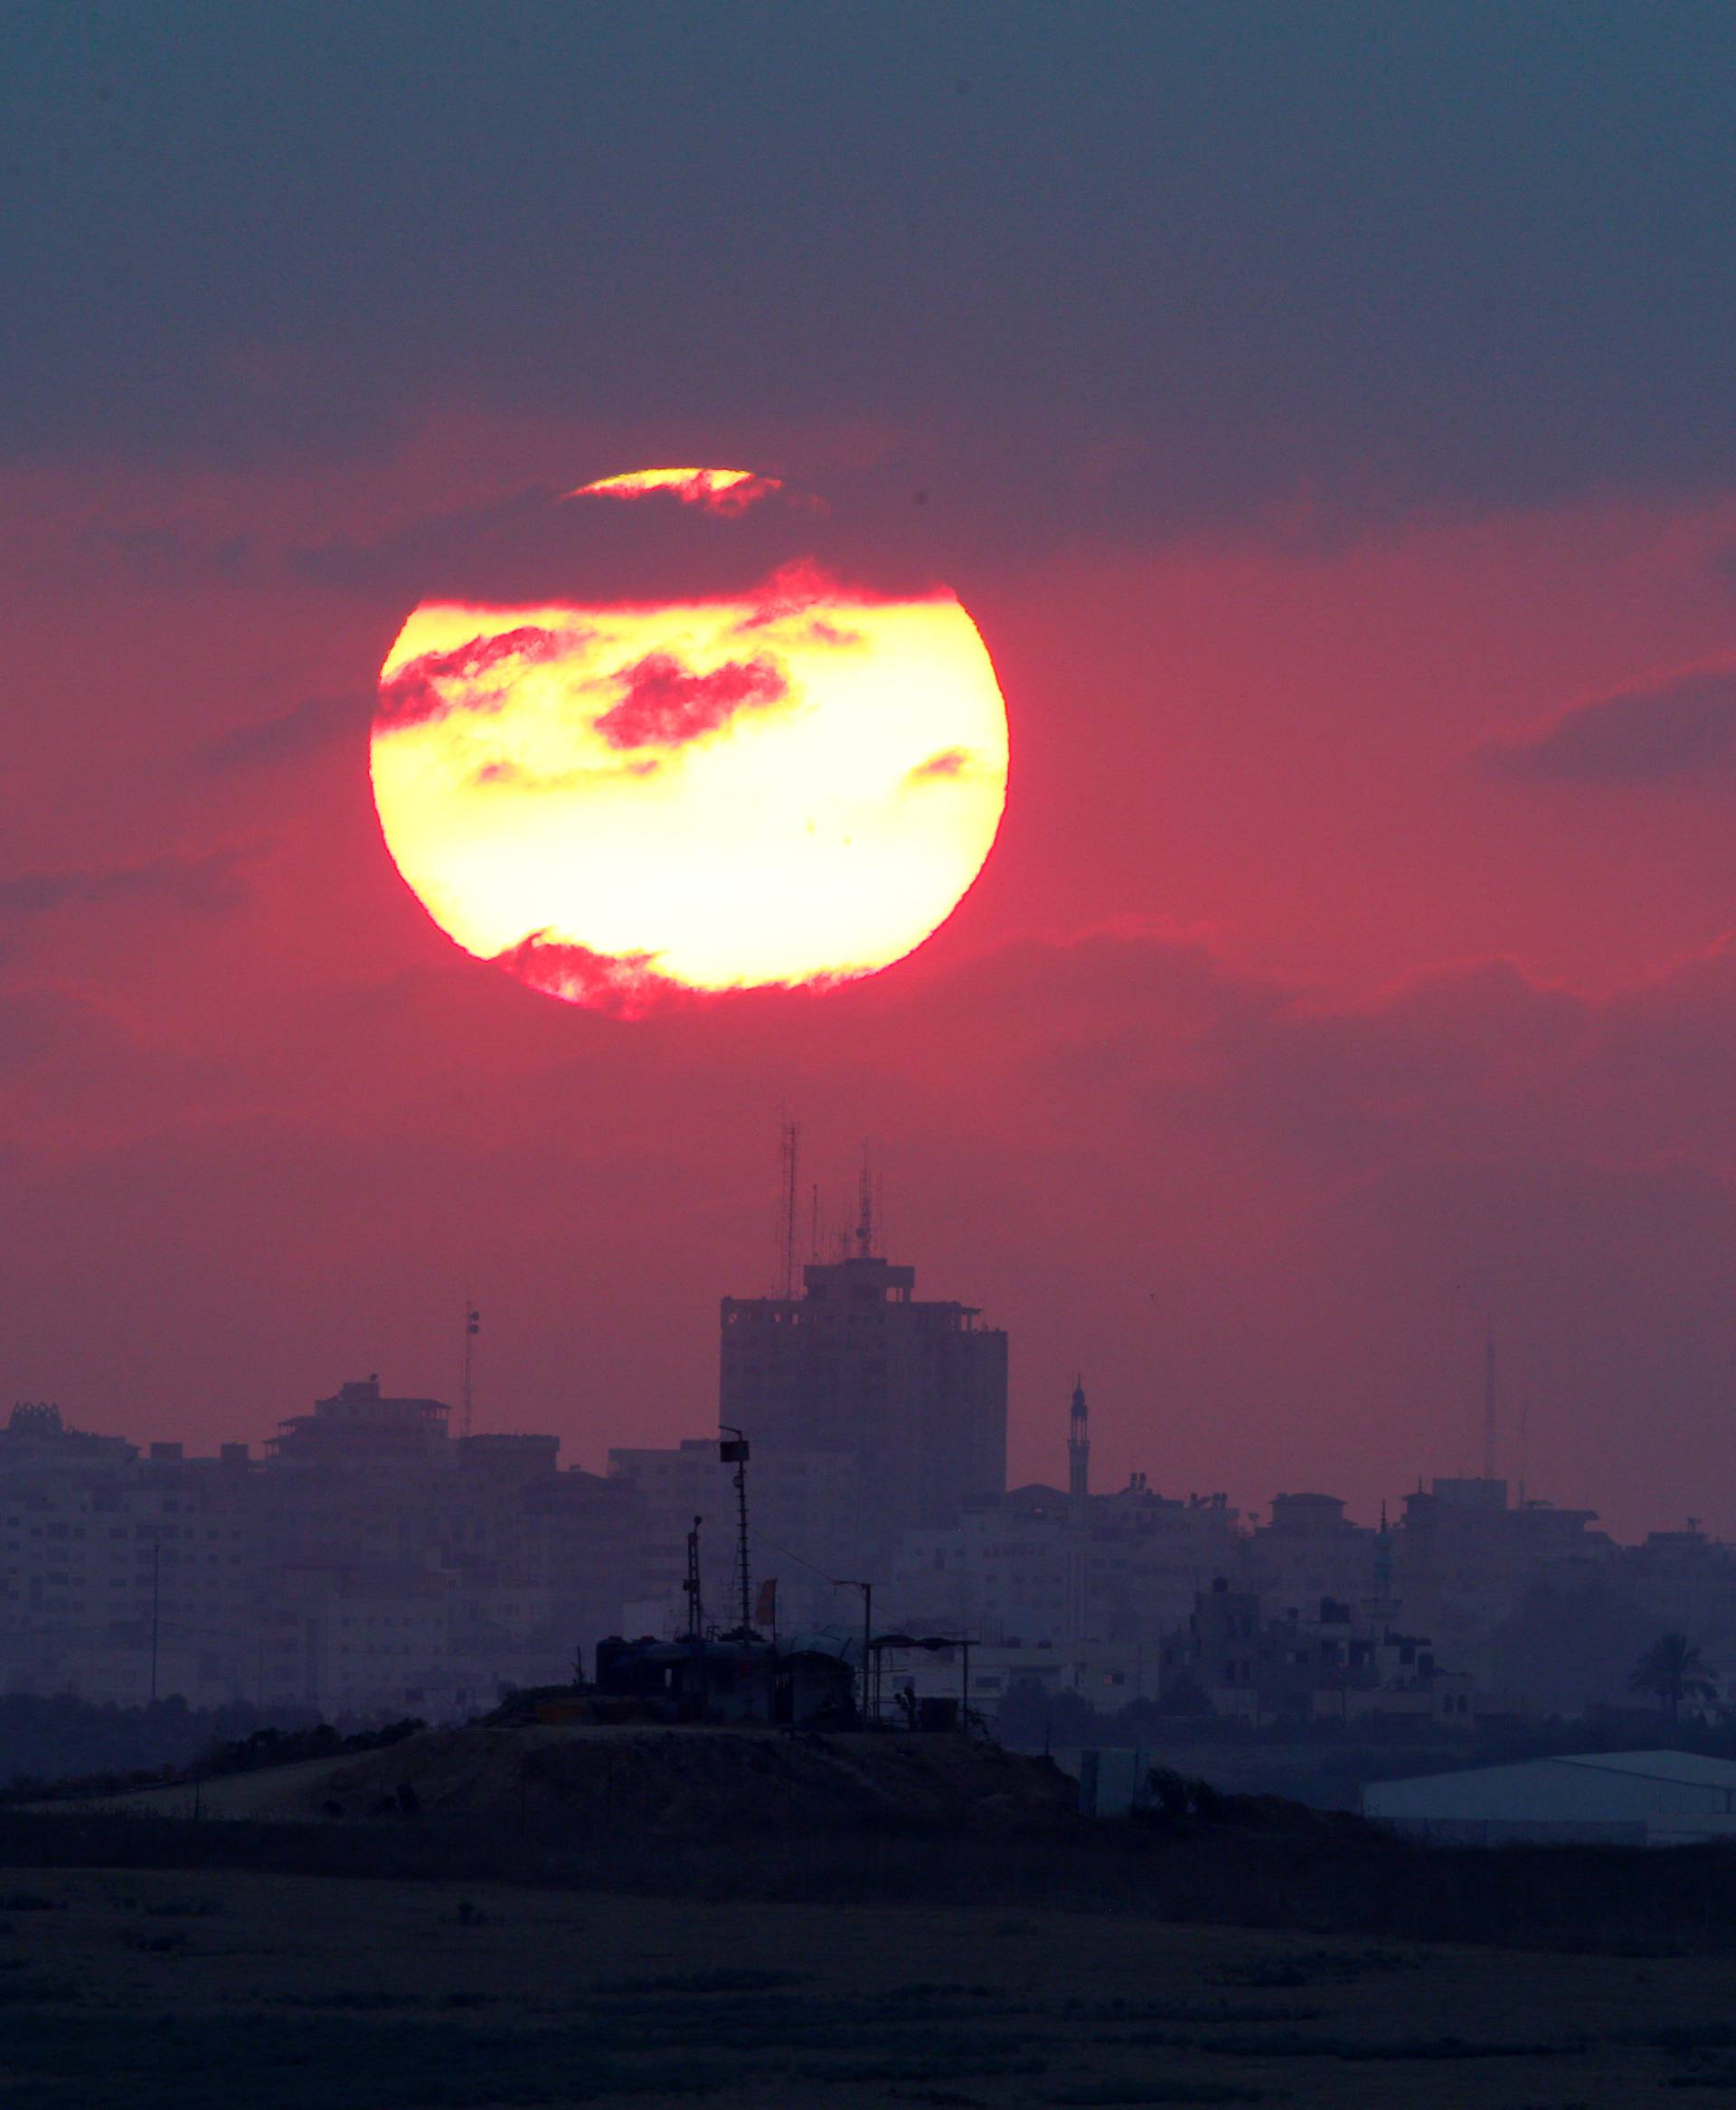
[683,1515,705,1641]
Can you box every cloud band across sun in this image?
[371,569,1008,1014]
[592,650,789,752]
[571,466,782,515]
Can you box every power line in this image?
[744,1521,929,1634]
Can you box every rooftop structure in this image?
[269,1376,451,1466]
[1,1402,134,1467]
[1266,1492,1354,1536]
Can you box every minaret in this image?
[1064,1378,1091,1643]
[1068,1379,1090,1506]
[1373,1500,1393,1602]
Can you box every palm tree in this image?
[1628,1633,1717,1725]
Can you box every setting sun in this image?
[370,484,1009,1014]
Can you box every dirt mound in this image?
[255,1725,1076,1832]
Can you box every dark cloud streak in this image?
[1483,665,1736,785]
[0,845,258,917]
[6,8,1736,528]
[202,693,362,772]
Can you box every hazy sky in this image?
[5,4,1736,1535]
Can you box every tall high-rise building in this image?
[720,1251,1007,1540]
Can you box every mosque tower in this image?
[1068,1378,1090,1508]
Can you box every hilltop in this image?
[44,1722,1078,1833]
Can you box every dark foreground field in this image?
[0,1859,1732,2108]
[1,1815,1736,2107]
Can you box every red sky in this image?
[4,424,1735,1538]
[7,11,1736,1540]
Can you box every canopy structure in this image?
[864,1632,975,1729]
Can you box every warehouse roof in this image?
[1551,1749,1736,1789]
[1373,1748,1736,1796]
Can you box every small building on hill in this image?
[592,1633,857,1728]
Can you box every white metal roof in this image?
[1552,1749,1736,1789]
[1370,1747,1736,1799]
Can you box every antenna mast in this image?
[1482,1323,1497,1483]
[855,1153,874,1259]
[1518,1381,1530,1507]
[461,1299,479,1441]
[777,1120,801,1298]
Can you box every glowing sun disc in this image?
[370,474,1009,1015]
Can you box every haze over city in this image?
[8,9,1736,1544]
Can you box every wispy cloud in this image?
[1483,664,1736,785]
[202,693,361,771]
[0,845,258,916]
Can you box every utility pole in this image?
[149,1538,161,1704]
[1482,1323,1498,1484]
[719,1428,751,1634]
[461,1300,480,1441]
[1518,1385,1530,1509]
[836,1578,873,1725]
